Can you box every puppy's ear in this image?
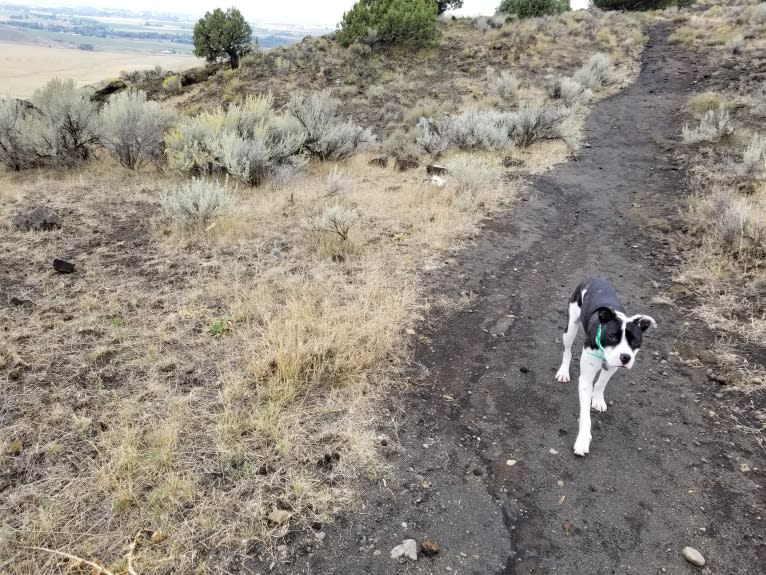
[597,307,615,323]
[632,314,657,332]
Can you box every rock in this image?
[506,459,517,466]
[315,531,326,542]
[421,538,440,556]
[520,366,529,373]
[13,207,61,231]
[426,164,448,176]
[268,510,292,525]
[395,157,419,171]
[429,175,446,187]
[91,80,127,105]
[391,539,418,561]
[562,520,574,535]
[549,448,559,455]
[369,155,388,168]
[502,155,524,168]
[739,463,751,472]
[180,66,216,87]
[53,258,75,274]
[682,546,705,567]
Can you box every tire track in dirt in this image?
[267,23,764,575]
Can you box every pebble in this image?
[682,546,705,567]
[549,448,559,455]
[315,531,326,542]
[557,480,565,487]
[391,539,418,561]
[506,459,517,466]
[421,538,440,556]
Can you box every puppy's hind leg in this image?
[556,301,581,383]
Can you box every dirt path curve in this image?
[274,24,764,575]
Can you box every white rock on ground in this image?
[390,539,418,561]
[682,546,706,567]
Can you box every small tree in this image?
[591,0,693,9]
[437,1,463,14]
[498,0,570,18]
[336,0,439,47]
[193,8,253,69]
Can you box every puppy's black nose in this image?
[620,354,631,365]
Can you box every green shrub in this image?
[591,0,693,10]
[100,90,176,170]
[162,75,182,94]
[498,0,570,18]
[193,7,252,69]
[336,0,438,47]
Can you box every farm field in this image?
[0,41,199,98]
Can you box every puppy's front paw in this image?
[555,367,570,383]
[591,396,607,412]
[573,435,591,457]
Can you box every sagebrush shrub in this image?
[547,76,590,106]
[700,187,765,254]
[682,106,734,144]
[305,202,361,241]
[416,117,448,155]
[326,167,351,195]
[487,68,519,101]
[160,179,233,227]
[100,90,176,170]
[741,134,766,176]
[288,90,373,160]
[573,53,615,90]
[446,155,503,197]
[512,104,567,147]
[28,78,100,167]
[382,128,419,160]
[445,109,513,150]
[165,94,307,185]
[0,98,37,170]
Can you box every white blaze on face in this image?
[602,312,637,369]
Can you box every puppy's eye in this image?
[607,335,618,344]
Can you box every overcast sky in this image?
[26,1,591,27]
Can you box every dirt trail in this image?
[270,24,764,575]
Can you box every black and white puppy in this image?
[555,277,656,456]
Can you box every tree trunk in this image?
[228,51,240,70]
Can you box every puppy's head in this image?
[594,308,656,369]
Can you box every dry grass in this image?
[0,9,647,574]
[675,0,766,384]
